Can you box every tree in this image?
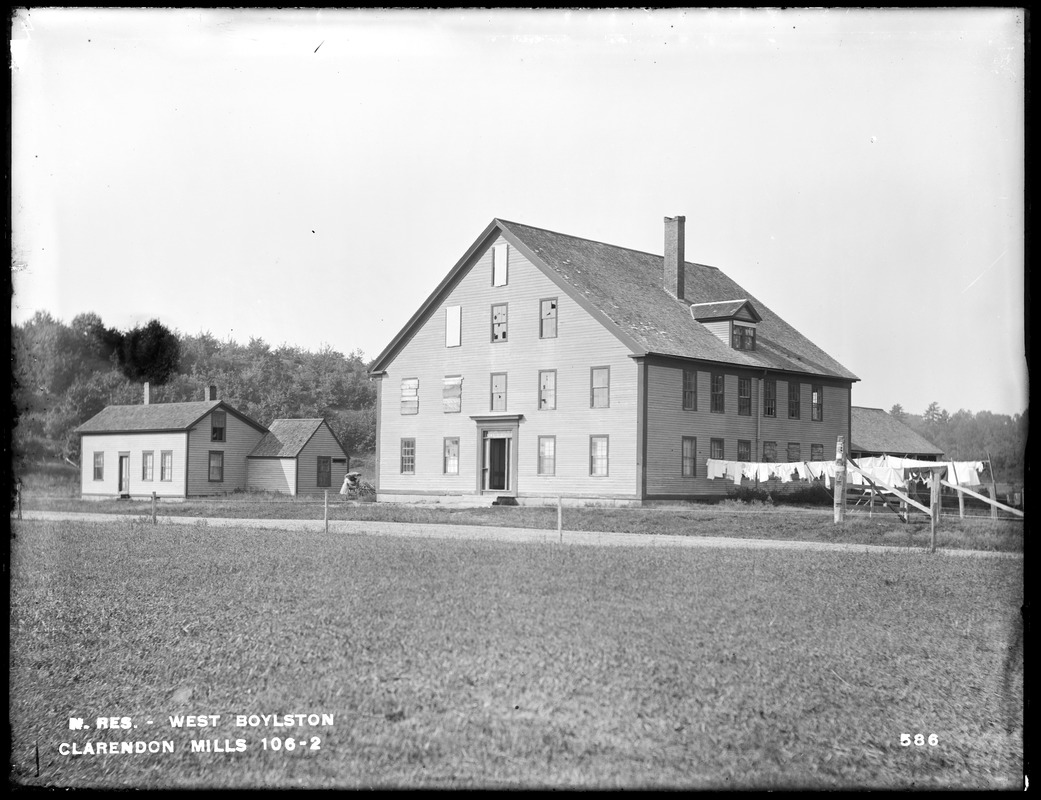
[114,319,181,385]
[889,403,905,421]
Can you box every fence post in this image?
[152,491,157,525]
[833,436,846,524]
[869,487,874,517]
[929,470,940,553]
[558,496,563,543]
[17,486,22,521]
[324,490,329,533]
[985,452,999,520]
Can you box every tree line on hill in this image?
[11,311,376,464]
[10,311,1027,486]
[888,403,1026,486]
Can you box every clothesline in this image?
[705,456,987,490]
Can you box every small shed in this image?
[850,407,944,460]
[247,418,350,496]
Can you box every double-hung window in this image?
[787,442,801,462]
[538,370,556,410]
[491,373,507,412]
[142,451,154,481]
[763,441,777,463]
[400,439,416,474]
[738,377,751,416]
[93,452,104,481]
[443,376,462,413]
[589,436,609,476]
[161,451,173,481]
[710,438,724,460]
[711,373,725,413]
[737,440,752,461]
[590,367,610,408]
[763,379,776,418]
[811,385,823,421]
[682,369,697,411]
[401,378,419,415]
[538,436,556,476]
[491,304,508,342]
[540,298,558,339]
[811,443,824,461]
[492,243,509,286]
[443,438,459,475]
[211,409,226,442]
[682,436,697,477]
[788,382,801,419]
[208,451,224,482]
[317,456,331,488]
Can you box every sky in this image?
[10,8,1027,417]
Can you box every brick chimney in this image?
[664,215,686,300]
[143,381,151,405]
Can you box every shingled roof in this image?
[850,407,944,457]
[370,219,859,381]
[75,400,266,435]
[249,419,341,458]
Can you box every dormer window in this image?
[732,324,756,351]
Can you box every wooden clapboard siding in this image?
[79,432,187,498]
[187,410,266,496]
[378,235,638,498]
[247,459,296,495]
[296,423,351,495]
[644,360,851,497]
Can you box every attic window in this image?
[211,409,226,442]
[445,305,461,348]
[732,324,756,351]
[492,243,509,286]
[540,298,558,339]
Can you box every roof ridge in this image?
[496,218,719,270]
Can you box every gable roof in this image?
[850,407,944,457]
[370,218,858,381]
[689,299,762,323]
[249,419,347,458]
[75,400,267,435]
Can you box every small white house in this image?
[247,419,350,496]
[76,389,268,500]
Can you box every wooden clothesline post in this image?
[833,435,846,524]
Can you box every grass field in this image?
[9,518,1023,789]
[13,462,1025,554]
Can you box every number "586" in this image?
[901,733,938,746]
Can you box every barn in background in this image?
[849,406,944,460]
[247,418,350,496]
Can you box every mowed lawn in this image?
[9,519,1023,790]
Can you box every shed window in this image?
[492,243,509,286]
[400,439,415,474]
[682,436,696,477]
[711,373,724,413]
[161,451,173,481]
[491,304,508,342]
[788,382,801,419]
[811,385,823,421]
[590,367,610,408]
[491,373,507,412]
[445,305,461,348]
[538,370,556,410]
[208,451,224,482]
[443,376,462,413]
[538,436,556,476]
[211,409,226,442]
[738,377,751,416]
[317,456,331,488]
[142,451,154,481]
[443,438,459,475]
[93,452,104,481]
[540,298,558,339]
[682,369,697,411]
[710,438,724,460]
[400,378,419,415]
